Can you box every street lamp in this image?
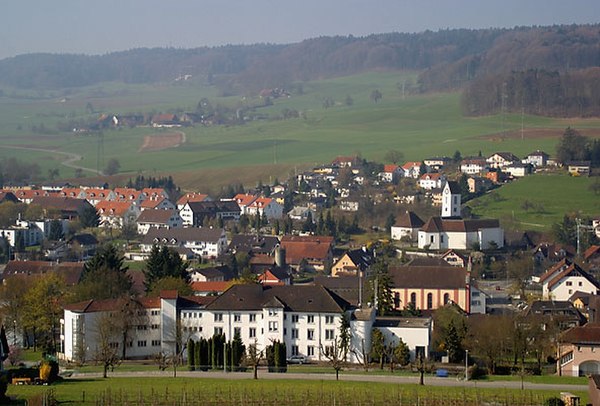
[465,350,469,381]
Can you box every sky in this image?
[1,0,599,60]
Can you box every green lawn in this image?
[6,376,588,405]
[469,171,600,231]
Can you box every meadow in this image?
[5,376,588,405]
[2,71,599,192]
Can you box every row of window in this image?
[393,292,453,309]
[109,340,161,348]
[210,313,335,324]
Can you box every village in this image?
[0,142,598,393]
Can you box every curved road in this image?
[68,370,587,392]
[2,144,102,175]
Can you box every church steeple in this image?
[441,181,461,218]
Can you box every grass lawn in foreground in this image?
[6,376,588,405]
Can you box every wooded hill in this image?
[1,24,600,117]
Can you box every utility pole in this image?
[576,218,594,256]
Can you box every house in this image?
[245,197,283,220]
[228,234,280,256]
[10,189,56,204]
[190,265,234,283]
[539,259,600,301]
[418,173,446,190]
[467,177,492,194]
[3,260,84,286]
[558,323,600,377]
[29,196,94,220]
[339,200,359,212]
[141,227,228,260]
[486,152,519,169]
[390,211,424,243]
[331,247,373,277]
[179,201,241,226]
[567,161,591,177]
[0,220,44,248]
[151,113,181,128]
[533,243,576,264]
[113,188,146,205]
[525,300,586,330]
[503,162,533,178]
[584,245,600,271]
[78,188,115,206]
[373,317,432,361]
[190,281,233,296]
[287,206,316,221]
[378,164,402,183]
[331,156,361,168]
[257,268,292,285]
[95,201,141,229]
[401,161,424,179]
[594,219,600,239]
[0,191,19,204]
[68,233,98,260]
[139,197,176,211]
[441,249,467,267]
[389,265,478,314]
[176,193,212,210]
[523,150,550,167]
[280,235,334,273]
[142,188,170,200]
[393,191,418,205]
[460,158,488,175]
[233,194,258,215]
[423,157,450,171]
[136,209,182,235]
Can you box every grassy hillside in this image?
[1,71,599,189]
[469,172,599,231]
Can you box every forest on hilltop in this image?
[1,24,600,117]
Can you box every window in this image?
[566,281,573,286]
[292,345,299,356]
[214,313,223,322]
[430,235,434,243]
[214,327,223,335]
[234,327,241,337]
[579,281,583,287]
[291,315,299,323]
[268,321,279,332]
[325,315,334,324]
[268,309,277,317]
[307,315,315,324]
[137,340,147,347]
[443,293,450,304]
[151,310,160,316]
[151,340,161,347]
[410,292,417,305]
[307,346,315,356]
[137,325,148,331]
[249,314,257,323]
[472,291,480,297]
[440,235,444,244]
[307,329,314,341]
[427,293,433,309]
[249,328,256,338]
[234,314,241,322]
[325,329,335,340]
[109,342,119,349]
[151,324,159,330]
[292,328,299,339]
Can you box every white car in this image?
[287,355,307,364]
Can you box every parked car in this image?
[287,355,307,364]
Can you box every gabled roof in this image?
[280,235,334,263]
[142,227,225,244]
[234,194,258,206]
[545,261,600,291]
[3,260,84,285]
[137,209,178,224]
[140,197,169,209]
[205,284,350,313]
[228,234,280,255]
[420,217,500,233]
[177,193,210,206]
[343,248,373,270]
[394,211,424,228]
[559,323,600,344]
[64,296,161,313]
[444,180,461,194]
[389,266,468,290]
[383,164,399,173]
[192,265,234,281]
[527,150,549,158]
[584,245,600,261]
[539,258,574,284]
[401,161,421,170]
[488,152,519,161]
[190,281,232,293]
[419,172,443,181]
[96,201,135,217]
[0,191,19,203]
[30,196,92,213]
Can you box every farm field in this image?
[5,376,588,405]
[2,71,600,192]
[469,172,600,231]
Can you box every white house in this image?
[141,227,228,260]
[378,164,402,183]
[418,173,446,190]
[486,152,519,169]
[523,150,550,167]
[503,162,533,178]
[539,259,600,301]
[460,158,488,175]
[136,209,183,235]
[245,197,283,220]
[0,220,44,248]
[391,211,425,242]
[373,317,432,361]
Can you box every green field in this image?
[5,376,588,405]
[2,71,599,192]
[470,171,600,231]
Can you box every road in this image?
[68,370,587,392]
[1,144,101,175]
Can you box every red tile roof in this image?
[280,235,334,264]
[190,281,232,293]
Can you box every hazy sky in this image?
[1,0,599,60]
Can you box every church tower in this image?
[441,181,461,218]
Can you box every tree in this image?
[385,213,396,233]
[246,339,263,379]
[338,313,351,362]
[47,219,64,241]
[321,337,346,380]
[552,214,577,247]
[120,221,138,247]
[444,320,464,363]
[344,95,354,106]
[47,168,59,181]
[147,276,193,297]
[370,328,386,369]
[79,204,100,228]
[104,158,121,176]
[92,313,120,378]
[369,257,394,315]
[432,304,467,361]
[394,339,410,367]
[22,273,68,353]
[143,245,190,291]
[84,244,128,276]
[507,255,535,299]
[556,127,590,164]
[384,150,404,164]
[112,296,149,360]
[466,315,512,374]
[370,89,383,103]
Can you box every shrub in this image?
[468,363,487,380]
[543,397,565,406]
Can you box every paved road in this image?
[1,144,101,175]
[68,370,587,392]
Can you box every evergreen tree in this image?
[369,258,394,315]
[143,245,190,291]
[47,219,64,241]
[83,244,128,276]
[445,320,464,363]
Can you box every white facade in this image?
[441,182,461,218]
[391,226,418,242]
[374,317,432,361]
[543,274,600,301]
[418,226,504,251]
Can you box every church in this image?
[417,181,504,250]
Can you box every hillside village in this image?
[0,145,599,382]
